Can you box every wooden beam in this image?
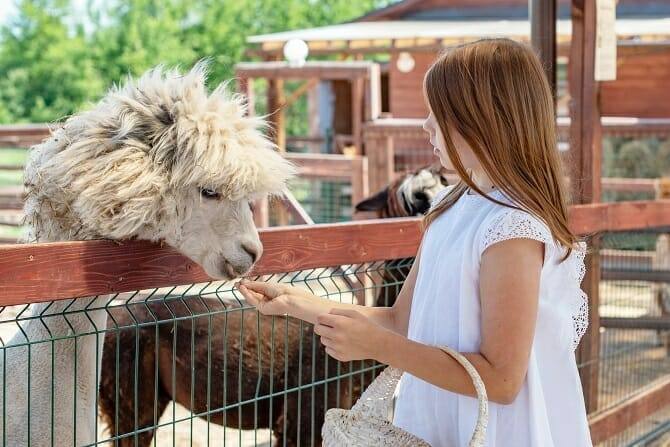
[237,77,255,117]
[588,376,670,444]
[0,219,423,305]
[3,200,670,305]
[571,0,602,413]
[267,77,286,152]
[283,153,366,180]
[351,77,364,154]
[600,316,670,330]
[568,200,670,235]
[281,78,318,109]
[277,190,314,225]
[235,61,377,81]
[529,0,557,98]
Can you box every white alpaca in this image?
[0,62,295,446]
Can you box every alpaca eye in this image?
[200,188,220,200]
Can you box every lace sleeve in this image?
[570,242,589,351]
[479,208,554,262]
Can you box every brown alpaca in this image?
[99,297,358,447]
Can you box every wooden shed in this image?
[247,0,670,119]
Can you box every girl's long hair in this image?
[423,38,578,259]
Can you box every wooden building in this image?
[247,0,670,120]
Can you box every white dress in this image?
[393,185,593,447]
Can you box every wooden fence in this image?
[1,199,670,444]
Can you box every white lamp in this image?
[283,39,309,67]
[396,51,415,73]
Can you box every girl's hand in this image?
[315,308,394,362]
[234,279,294,316]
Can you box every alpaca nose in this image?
[241,242,262,264]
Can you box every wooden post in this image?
[570,0,602,414]
[654,177,670,353]
[237,77,255,117]
[351,156,369,221]
[267,76,288,226]
[366,135,394,194]
[267,78,286,152]
[529,0,557,99]
[351,77,365,155]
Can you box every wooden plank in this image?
[235,61,376,81]
[601,178,657,194]
[277,191,314,225]
[600,316,670,330]
[0,219,423,305]
[351,77,364,154]
[350,156,369,220]
[2,200,670,305]
[283,153,364,180]
[569,201,670,235]
[588,376,670,445]
[530,0,557,99]
[601,269,670,283]
[570,0,601,414]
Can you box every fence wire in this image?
[0,259,413,447]
[588,228,670,447]
[1,228,669,446]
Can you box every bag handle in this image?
[390,345,489,447]
[437,346,488,446]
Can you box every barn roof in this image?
[248,17,670,46]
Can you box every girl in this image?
[236,38,592,446]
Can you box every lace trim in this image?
[570,242,589,351]
[480,209,553,258]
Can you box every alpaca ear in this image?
[355,188,389,212]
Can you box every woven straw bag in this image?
[322,345,488,446]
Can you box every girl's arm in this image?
[235,241,423,335]
[316,237,542,405]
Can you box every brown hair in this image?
[422,38,578,260]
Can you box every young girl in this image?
[236,38,592,446]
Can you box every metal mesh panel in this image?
[0,259,414,447]
[588,229,670,446]
[277,179,352,225]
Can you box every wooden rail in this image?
[2,199,670,304]
[0,200,669,442]
[589,376,670,445]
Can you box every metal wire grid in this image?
[588,229,670,446]
[0,259,413,447]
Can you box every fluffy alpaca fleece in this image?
[2,62,294,446]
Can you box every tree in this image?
[0,0,104,123]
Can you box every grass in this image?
[0,147,27,188]
[0,148,27,241]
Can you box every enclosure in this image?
[1,0,670,445]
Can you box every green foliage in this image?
[0,0,105,123]
[0,0,391,124]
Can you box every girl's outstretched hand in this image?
[234,279,293,316]
[315,308,394,362]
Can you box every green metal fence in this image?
[1,219,670,446]
[0,257,413,447]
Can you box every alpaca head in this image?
[23,62,295,279]
[355,164,448,217]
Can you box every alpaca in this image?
[99,297,357,447]
[95,165,448,447]
[1,62,295,446]
[355,164,448,307]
